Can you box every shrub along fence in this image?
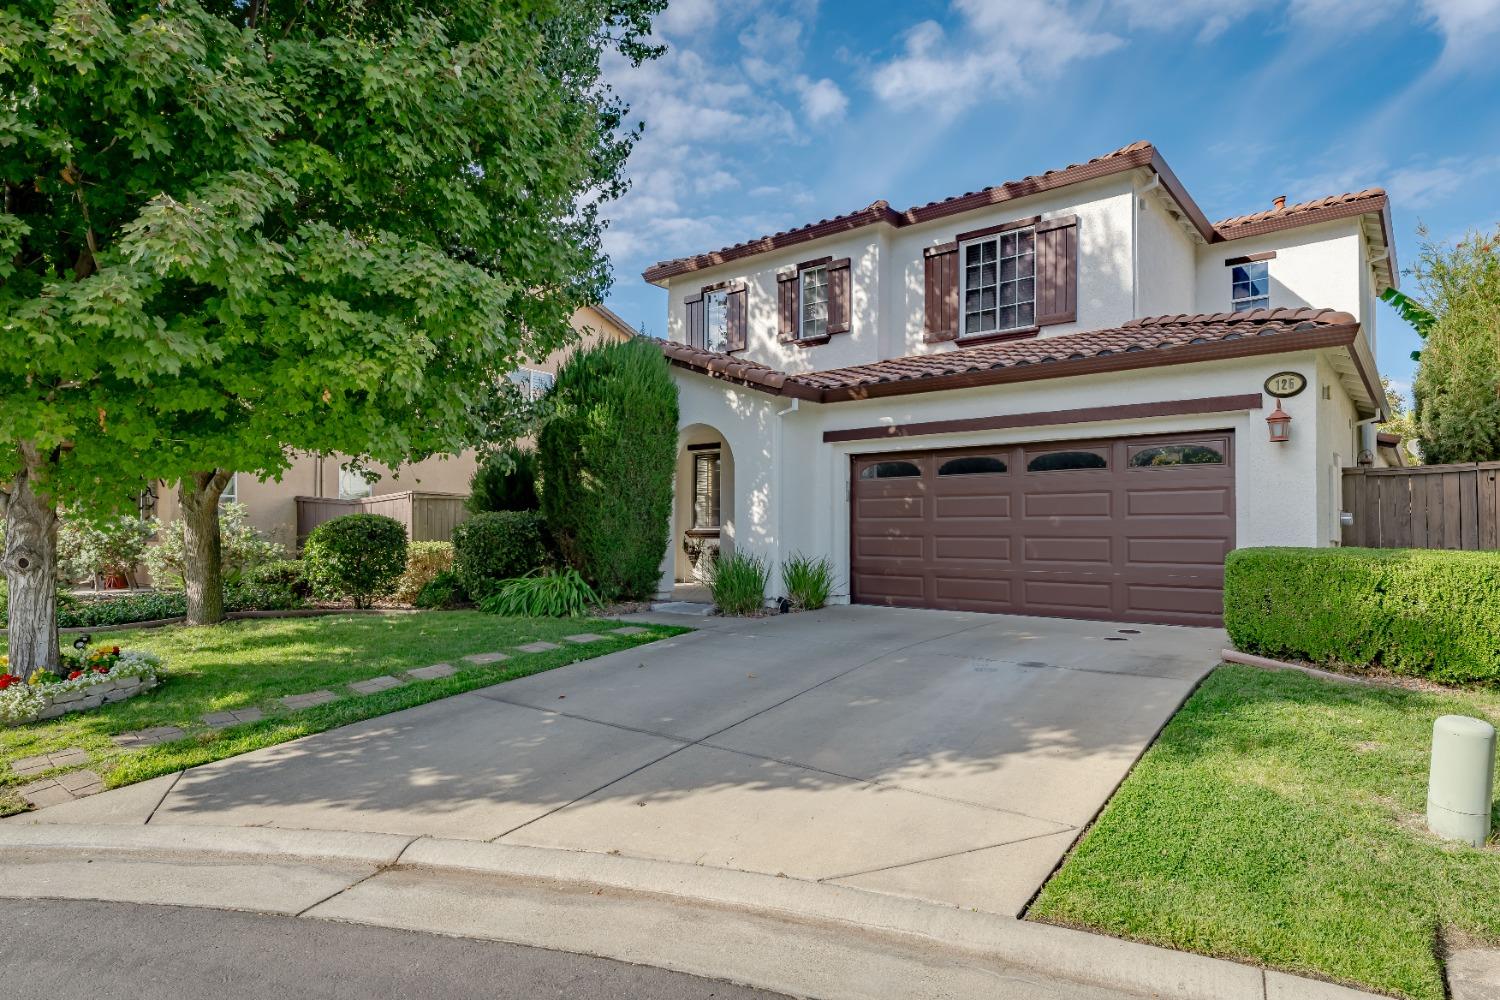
[1223,546,1500,685]
[295,491,470,549]
[1341,462,1500,550]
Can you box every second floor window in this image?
[1231,261,1269,312]
[703,288,731,353]
[508,367,556,402]
[800,265,828,340]
[339,468,374,500]
[963,227,1035,337]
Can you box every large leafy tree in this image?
[1,0,663,675]
[1404,229,1500,464]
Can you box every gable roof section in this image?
[641,142,1394,288]
[657,307,1368,405]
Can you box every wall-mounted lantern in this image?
[1266,402,1292,443]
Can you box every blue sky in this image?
[599,0,1500,399]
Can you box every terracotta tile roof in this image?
[656,308,1361,403]
[1213,189,1388,240]
[642,140,1393,285]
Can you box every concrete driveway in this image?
[25,605,1225,917]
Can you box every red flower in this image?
[0,677,11,690]
[68,670,84,680]
[93,665,110,674]
[110,646,121,655]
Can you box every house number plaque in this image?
[1264,371,1307,398]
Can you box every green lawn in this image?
[1029,664,1500,1000]
[1,611,686,816]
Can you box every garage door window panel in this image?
[1127,442,1227,467]
[1026,449,1108,473]
[938,456,1008,476]
[860,460,922,479]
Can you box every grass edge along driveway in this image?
[1,611,687,817]
[1028,663,1500,1000]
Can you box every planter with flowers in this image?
[0,646,163,727]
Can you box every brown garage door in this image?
[850,432,1234,626]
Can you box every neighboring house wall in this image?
[152,306,634,555]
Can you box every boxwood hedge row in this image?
[1223,546,1500,684]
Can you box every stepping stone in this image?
[349,675,404,695]
[8,747,88,776]
[111,726,186,749]
[407,663,456,681]
[201,708,264,730]
[463,652,510,665]
[562,633,607,644]
[55,769,102,795]
[515,642,561,654]
[280,690,338,710]
[611,626,649,636]
[18,779,74,809]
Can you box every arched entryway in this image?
[672,425,735,585]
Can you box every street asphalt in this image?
[0,897,787,1000]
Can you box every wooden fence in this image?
[1341,462,1500,550]
[294,491,471,549]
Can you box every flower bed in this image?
[0,647,163,727]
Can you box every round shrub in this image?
[451,511,548,600]
[303,514,408,609]
[538,338,678,601]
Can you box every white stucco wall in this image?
[1314,354,1363,545]
[1193,220,1365,320]
[660,353,1337,600]
[1134,186,1197,318]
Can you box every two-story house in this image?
[645,141,1397,626]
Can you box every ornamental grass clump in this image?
[710,552,769,616]
[479,569,600,618]
[780,552,835,611]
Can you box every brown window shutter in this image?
[684,294,704,348]
[923,242,959,342]
[777,271,798,342]
[827,258,852,334]
[1035,216,1078,327]
[725,287,747,352]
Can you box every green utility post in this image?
[1427,715,1496,847]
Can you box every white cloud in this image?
[797,77,848,123]
[657,0,717,37]
[1386,154,1500,208]
[868,0,1122,114]
[1419,0,1500,68]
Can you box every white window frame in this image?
[1231,260,1270,312]
[799,264,829,340]
[338,467,374,500]
[960,226,1036,338]
[218,473,238,507]
[691,450,721,530]
[702,288,730,353]
[507,366,555,402]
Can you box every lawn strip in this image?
[1028,664,1500,1000]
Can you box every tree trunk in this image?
[179,471,231,626]
[2,446,60,679]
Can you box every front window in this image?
[1231,261,1269,312]
[339,468,374,500]
[800,265,828,340]
[703,289,730,353]
[963,228,1035,337]
[692,451,721,529]
[507,367,555,402]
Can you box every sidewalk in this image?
[0,822,1381,1000]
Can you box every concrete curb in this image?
[0,823,1383,1000]
[1220,648,1378,686]
[0,822,414,865]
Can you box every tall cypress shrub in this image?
[538,339,678,601]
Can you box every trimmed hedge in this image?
[538,338,678,601]
[1224,546,1500,684]
[451,511,548,600]
[395,541,454,604]
[303,514,408,609]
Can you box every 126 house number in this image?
[1264,371,1307,398]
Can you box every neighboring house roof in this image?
[641,141,1396,289]
[657,307,1371,405]
[581,302,640,340]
